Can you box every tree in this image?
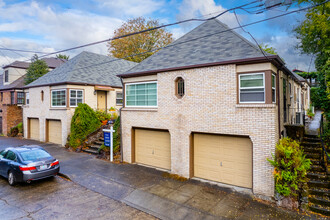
[107,17,174,63]
[24,54,49,85]
[56,54,69,60]
[260,43,277,55]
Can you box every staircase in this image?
[82,137,104,155]
[302,134,330,216]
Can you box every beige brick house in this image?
[118,19,308,197]
[0,58,65,135]
[23,51,136,146]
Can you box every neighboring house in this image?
[118,19,308,198]
[23,51,136,146]
[0,58,65,135]
[293,68,318,87]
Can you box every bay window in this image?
[239,73,265,103]
[125,82,157,107]
[51,89,66,107]
[272,74,276,103]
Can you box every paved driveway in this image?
[0,137,319,219]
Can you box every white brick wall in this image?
[121,64,278,197]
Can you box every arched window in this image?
[41,90,44,102]
[175,77,184,98]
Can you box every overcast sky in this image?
[0,0,315,74]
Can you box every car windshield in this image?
[19,149,51,161]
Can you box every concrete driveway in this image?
[0,137,319,219]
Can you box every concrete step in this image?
[303,147,322,154]
[82,148,99,155]
[309,188,330,198]
[309,196,330,207]
[94,140,103,145]
[308,180,329,188]
[306,153,321,159]
[310,165,326,172]
[89,145,101,151]
[305,134,319,139]
[303,137,321,143]
[309,159,321,165]
[301,142,322,148]
[307,172,328,181]
[309,204,330,216]
[99,137,104,141]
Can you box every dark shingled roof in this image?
[25,51,137,88]
[292,72,306,82]
[0,76,25,91]
[3,57,66,69]
[120,19,273,77]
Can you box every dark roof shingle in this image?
[25,51,137,88]
[120,19,272,77]
[0,76,25,90]
[3,57,66,69]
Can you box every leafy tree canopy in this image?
[260,43,277,55]
[24,54,49,85]
[56,54,70,60]
[107,17,174,63]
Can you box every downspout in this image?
[119,77,124,163]
[277,68,281,140]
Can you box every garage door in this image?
[135,129,171,170]
[47,120,62,145]
[194,133,252,188]
[29,118,39,140]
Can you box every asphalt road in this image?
[0,138,155,220]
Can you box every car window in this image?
[19,149,51,161]
[5,151,16,161]
[0,150,7,159]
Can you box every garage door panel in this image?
[48,120,62,145]
[29,119,39,140]
[135,129,171,170]
[194,134,252,189]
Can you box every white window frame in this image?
[239,72,265,104]
[25,92,29,105]
[51,89,67,108]
[272,74,276,103]
[69,89,84,107]
[125,81,158,108]
[116,91,123,105]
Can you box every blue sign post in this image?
[103,127,115,162]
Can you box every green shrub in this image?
[268,138,311,198]
[307,107,315,118]
[69,103,101,148]
[95,109,112,121]
[113,116,120,152]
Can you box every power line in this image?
[52,0,328,73]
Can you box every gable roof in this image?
[0,76,25,91]
[119,18,274,77]
[25,51,137,88]
[2,57,66,69]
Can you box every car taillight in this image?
[50,160,59,166]
[19,166,36,171]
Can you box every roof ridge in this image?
[212,18,270,56]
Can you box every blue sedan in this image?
[0,145,60,185]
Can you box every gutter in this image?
[277,68,281,139]
[24,81,122,89]
[119,77,124,163]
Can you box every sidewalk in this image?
[0,137,316,219]
[306,110,323,135]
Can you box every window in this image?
[17,92,24,105]
[41,90,44,102]
[4,70,8,82]
[0,92,2,102]
[239,73,265,103]
[26,93,29,105]
[10,92,15,104]
[175,77,185,98]
[51,89,66,107]
[116,92,123,105]
[289,83,292,95]
[69,89,83,107]
[125,82,157,107]
[5,150,16,161]
[272,74,276,103]
[0,150,7,159]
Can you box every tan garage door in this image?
[47,120,62,145]
[135,129,171,170]
[194,133,252,188]
[29,118,39,140]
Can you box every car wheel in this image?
[8,171,16,186]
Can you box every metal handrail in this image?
[319,113,330,171]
